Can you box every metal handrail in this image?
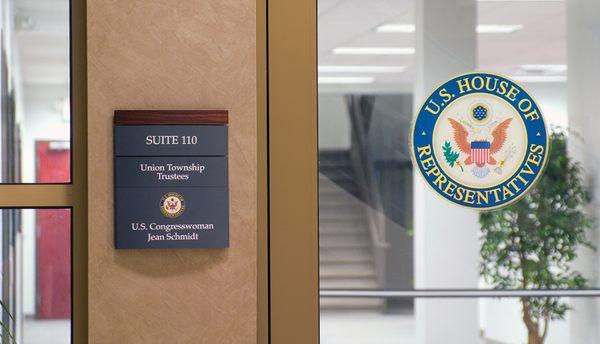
[320,289,600,298]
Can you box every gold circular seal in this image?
[159,192,186,218]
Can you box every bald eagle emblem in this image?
[446,117,512,178]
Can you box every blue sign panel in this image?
[114,114,228,249]
[114,125,227,156]
[115,156,227,188]
[115,187,228,249]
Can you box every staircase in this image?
[319,151,383,311]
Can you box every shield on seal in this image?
[470,141,491,167]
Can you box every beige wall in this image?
[87,0,257,342]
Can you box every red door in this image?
[36,141,71,319]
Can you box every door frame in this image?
[259,0,319,342]
[0,0,87,341]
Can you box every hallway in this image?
[23,319,70,344]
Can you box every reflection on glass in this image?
[0,0,70,183]
[318,0,585,291]
[319,94,414,298]
[1,209,71,344]
[320,297,599,344]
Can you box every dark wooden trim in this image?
[114,110,228,125]
[72,0,88,342]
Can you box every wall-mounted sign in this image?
[411,72,549,210]
[114,110,229,249]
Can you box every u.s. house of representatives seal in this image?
[411,72,549,210]
[159,192,186,218]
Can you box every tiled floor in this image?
[23,319,70,344]
[320,311,415,344]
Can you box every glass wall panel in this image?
[0,0,70,183]
[1,208,71,343]
[318,0,598,292]
[319,0,600,342]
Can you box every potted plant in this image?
[479,130,593,344]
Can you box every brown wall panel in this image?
[87,0,257,342]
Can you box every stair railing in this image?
[346,95,390,288]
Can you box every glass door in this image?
[316,0,600,343]
[0,0,87,342]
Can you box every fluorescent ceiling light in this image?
[477,24,523,33]
[479,0,563,2]
[520,64,567,73]
[509,75,566,83]
[318,65,406,73]
[318,77,375,84]
[375,24,415,33]
[332,47,415,55]
[375,23,522,34]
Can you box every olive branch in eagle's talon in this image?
[442,140,463,172]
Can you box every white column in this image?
[567,1,600,343]
[414,0,481,343]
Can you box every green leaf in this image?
[0,318,16,344]
[0,300,14,322]
[442,140,462,171]
[0,298,15,343]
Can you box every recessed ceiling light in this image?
[318,77,375,84]
[477,24,523,33]
[375,24,415,33]
[509,75,566,83]
[318,65,406,73]
[520,64,567,73]
[332,47,415,55]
